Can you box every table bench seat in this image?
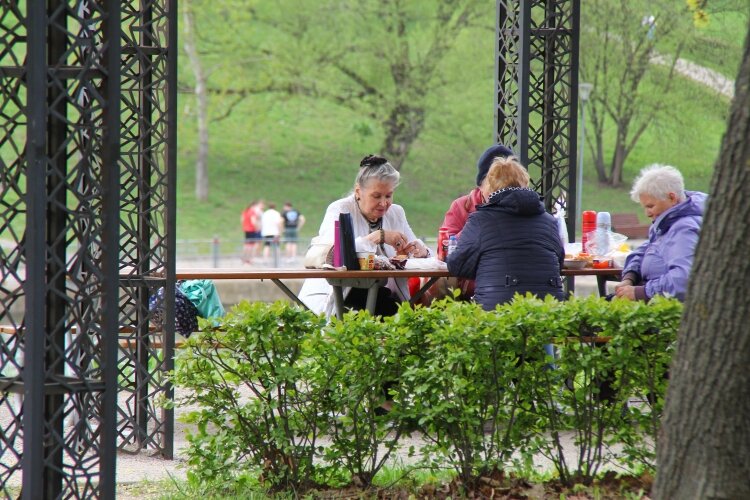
[0,324,185,350]
[611,213,650,240]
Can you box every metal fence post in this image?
[212,236,220,268]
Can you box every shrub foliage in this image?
[172,295,682,494]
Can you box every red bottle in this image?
[581,211,597,253]
[437,227,450,261]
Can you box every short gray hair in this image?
[355,157,400,190]
[630,164,686,203]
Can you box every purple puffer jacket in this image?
[622,191,707,302]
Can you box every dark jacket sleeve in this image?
[447,212,482,279]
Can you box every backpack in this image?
[284,209,300,228]
[149,283,200,337]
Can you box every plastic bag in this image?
[304,239,334,268]
[583,230,628,257]
[553,202,569,245]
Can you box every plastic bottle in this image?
[595,211,612,256]
[581,210,597,253]
[447,235,458,256]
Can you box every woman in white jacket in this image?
[299,155,429,317]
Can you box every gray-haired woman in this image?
[299,154,429,317]
[615,164,707,302]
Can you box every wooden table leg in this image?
[409,276,440,305]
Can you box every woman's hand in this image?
[402,240,429,258]
[384,230,410,253]
[366,229,409,252]
[614,278,633,291]
[614,284,636,300]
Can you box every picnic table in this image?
[176,267,623,319]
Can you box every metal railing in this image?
[175,236,438,268]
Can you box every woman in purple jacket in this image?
[615,164,707,302]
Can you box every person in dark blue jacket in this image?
[447,156,565,309]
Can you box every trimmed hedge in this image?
[172,294,681,494]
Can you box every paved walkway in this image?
[651,53,734,98]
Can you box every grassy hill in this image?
[175,10,744,244]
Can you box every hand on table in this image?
[401,240,429,258]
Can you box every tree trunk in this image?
[588,105,609,183]
[609,139,626,188]
[654,24,750,500]
[183,1,210,202]
[609,114,634,188]
[381,102,425,171]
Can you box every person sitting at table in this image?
[447,155,565,309]
[299,154,430,317]
[614,164,707,302]
[417,144,514,305]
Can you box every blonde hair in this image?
[481,156,530,195]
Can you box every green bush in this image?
[394,298,533,487]
[305,309,406,488]
[498,295,681,484]
[172,295,682,494]
[172,301,328,493]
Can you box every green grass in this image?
[173,3,744,243]
[0,7,744,247]
[177,62,732,242]
[680,8,750,77]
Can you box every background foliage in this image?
[173,296,682,495]
[175,1,747,242]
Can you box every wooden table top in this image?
[175,267,622,280]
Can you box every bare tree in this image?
[581,0,699,187]
[182,0,210,201]
[654,19,750,499]
[201,0,485,171]
[177,0,484,200]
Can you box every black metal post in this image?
[21,0,49,496]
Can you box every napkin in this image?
[404,258,448,271]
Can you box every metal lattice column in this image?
[116,0,178,458]
[0,0,121,498]
[496,0,581,238]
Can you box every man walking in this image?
[282,201,306,259]
[261,202,283,260]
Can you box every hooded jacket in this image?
[447,187,565,310]
[622,191,707,301]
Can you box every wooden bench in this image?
[611,212,650,240]
[0,324,186,350]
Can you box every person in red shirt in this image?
[240,200,263,264]
[419,144,514,303]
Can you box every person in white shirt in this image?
[299,154,429,317]
[260,203,283,259]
